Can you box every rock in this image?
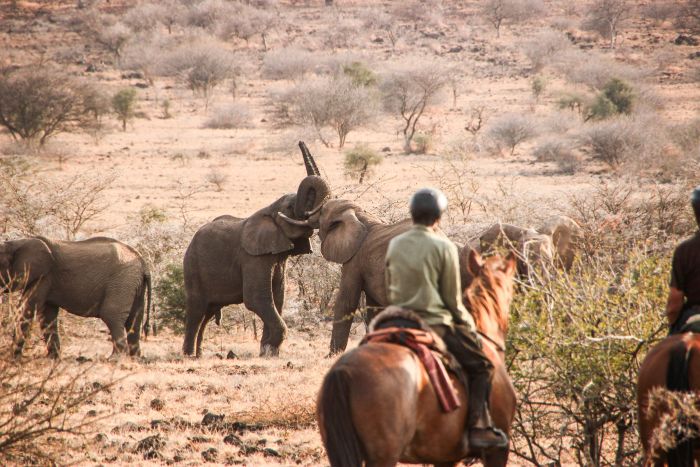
[94,433,108,444]
[201,448,218,462]
[121,71,144,80]
[189,435,210,444]
[689,51,700,59]
[215,353,224,359]
[150,398,165,411]
[675,34,699,46]
[371,36,384,43]
[447,45,464,53]
[381,147,391,152]
[150,419,170,430]
[226,350,238,360]
[263,448,281,458]
[76,356,92,363]
[223,433,243,446]
[135,434,165,454]
[135,82,149,89]
[87,410,97,417]
[143,449,161,460]
[201,412,225,427]
[84,64,97,73]
[112,421,143,434]
[285,361,294,369]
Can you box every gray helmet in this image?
[692,185,700,227]
[410,188,448,225]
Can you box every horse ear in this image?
[504,251,518,276]
[467,249,484,276]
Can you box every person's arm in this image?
[667,287,685,326]
[440,243,472,325]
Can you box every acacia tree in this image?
[380,64,446,153]
[0,68,91,147]
[584,0,630,48]
[481,0,544,37]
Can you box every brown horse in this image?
[317,250,517,467]
[638,333,700,466]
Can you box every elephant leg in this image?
[183,295,207,357]
[329,269,362,355]
[195,306,218,358]
[125,288,145,357]
[39,304,60,358]
[365,294,383,327]
[272,262,285,315]
[243,264,287,357]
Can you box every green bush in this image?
[603,78,634,114]
[412,132,434,154]
[509,250,668,465]
[344,144,383,184]
[111,88,137,131]
[342,61,378,87]
[531,75,546,100]
[587,94,618,120]
[154,263,186,334]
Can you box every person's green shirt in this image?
[385,224,475,329]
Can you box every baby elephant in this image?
[0,236,151,358]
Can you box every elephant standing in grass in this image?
[182,158,330,357]
[0,236,151,358]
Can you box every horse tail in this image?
[665,339,694,467]
[318,367,365,467]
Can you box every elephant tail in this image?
[143,273,152,338]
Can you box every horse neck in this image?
[467,279,509,350]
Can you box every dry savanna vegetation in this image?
[1,0,699,465]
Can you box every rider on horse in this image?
[385,187,509,450]
[668,185,700,334]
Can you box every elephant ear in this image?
[242,214,294,256]
[11,238,53,285]
[319,207,368,264]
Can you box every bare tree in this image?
[481,0,545,37]
[676,0,700,33]
[380,64,447,153]
[275,76,378,148]
[0,67,92,147]
[583,0,630,48]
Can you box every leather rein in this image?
[478,331,506,354]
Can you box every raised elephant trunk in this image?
[295,141,331,220]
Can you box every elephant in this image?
[182,151,330,358]
[538,215,583,271]
[313,199,477,354]
[478,222,554,277]
[0,236,151,358]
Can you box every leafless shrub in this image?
[120,32,174,88]
[480,0,546,37]
[163,41,236,108]
[95,22,131,59]
[675,0,700,33]
[322,17,364,50]
[582,0,631,48]
[0,293,114,464]
[185,0,235,30]
[360,8,402,48]
[641,1,680,24]
[203,103,252,129]
[581,115,663,169]
[533,137,582,174]
[0,67,94,147]
[522,29,572,71]
[391,0,444,30]
[487,113,538,156]
[555,49,648,90]
[262,47,317,81]
[380,62,447,153]
[205,169,229,191]
[0,170,114,239]
[216,4,278,49]
[287,237,340,322]
[122,2,164,32]
[646,387,700,460]
[274,76,378,148]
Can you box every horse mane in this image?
[464,257,512,334]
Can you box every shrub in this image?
[412,132,434,154]
[531,75,546,100]
[581,117,654,168]
[0,67,93,146]
[203,103,252,129]
[216,5,278,49]
[343,61,377,87]
[675,0,700,33]
[154,263,186,333]
[488,114,538,156]
[392,0,444,30]
[111,88,137,131]
[344,145,383,184]
[360,8,402,48]
[380,63,447,153]
[275,76,378,148]
[480,0,546,37]
[205,169,229,191]
[601,78,634,114]
[533,138,581,174]
[164,41,235,108]
[95,22,131,59]
[262,47,317,81]
[555,49,648,90]
[522,29,572,71]
[583,0,631,48]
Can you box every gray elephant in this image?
[538,215,583,271]
[182,155,330,357]
[478,222,554,277]
[313,199,476,354]
[0,236,151,358]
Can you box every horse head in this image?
[464,249,517,350]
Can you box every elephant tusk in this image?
[278,212,310,226]
[304,202,324,218]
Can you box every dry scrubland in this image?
[1,0,700,465]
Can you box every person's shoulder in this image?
[676,232,700,252]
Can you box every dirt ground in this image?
[1,0,699,465]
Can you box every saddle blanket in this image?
[360,326,461,413]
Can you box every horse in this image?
[317,250,517,467]
[638,332,700,466]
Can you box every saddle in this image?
[671,305,700,334]
[361,307,463,413]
